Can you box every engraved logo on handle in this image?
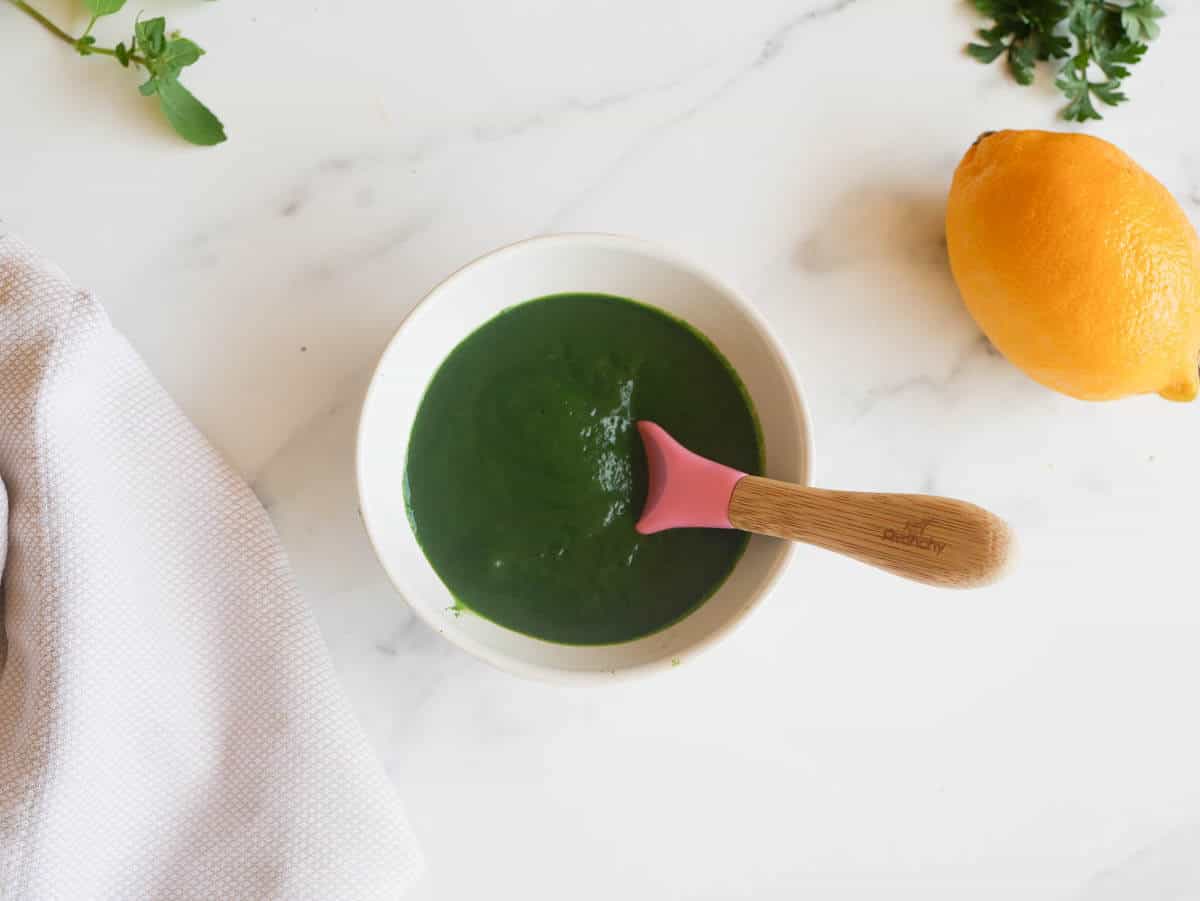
[881,518,946,554]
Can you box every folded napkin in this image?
[0,234,422,899]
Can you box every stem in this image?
[3,0,147,65]
[89,45,147,65]
[79,12,99,42]
[4,0,74,45]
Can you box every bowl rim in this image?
[355,232,814,682]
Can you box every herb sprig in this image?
[4,0,225,145]
[967,0,1165,121]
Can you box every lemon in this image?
[946,129,1200,401]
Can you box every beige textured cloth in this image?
[0,234,422,899]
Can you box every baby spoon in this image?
[636,421,1013,589]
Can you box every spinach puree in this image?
[404,293,762,645]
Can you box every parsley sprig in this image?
[967,0,1166,121]
[4,0,225,145]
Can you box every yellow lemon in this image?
[946,129,1200,401]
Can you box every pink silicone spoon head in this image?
[635,421,747,535]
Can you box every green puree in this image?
[404,293,763,645]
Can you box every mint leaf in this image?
[156,38,204,77]
[133,20,226,144]
[85,0,127,16]
[135,17,167,57]
[154,77,226,146]
[7,0,227,147]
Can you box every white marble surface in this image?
[6,1,1200,897]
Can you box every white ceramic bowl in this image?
[357,234,811,681]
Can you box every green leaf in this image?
[135,17,167,57]
[968,0,1162,119]
[1091,79,1127,106]
[85,0,127,16]
[114,41,129,67]
[138,76,159,96]
[1068,3,1100,42]
[1056,66,1102,121]
[1095,39,1145,81]
[965,1,1075,83]
[967,25,1008,65]
[1030,31,1071,61]
[156,38,204,77]
[1062,91,1101,121]
[154,78,226,146]
[1122,1,1165,42]
[968,40,1006,64]
[1009,42,1037,85]
[74,34,96,55]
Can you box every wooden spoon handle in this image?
[727,476,1014,589]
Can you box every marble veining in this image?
[851,333,997,422]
